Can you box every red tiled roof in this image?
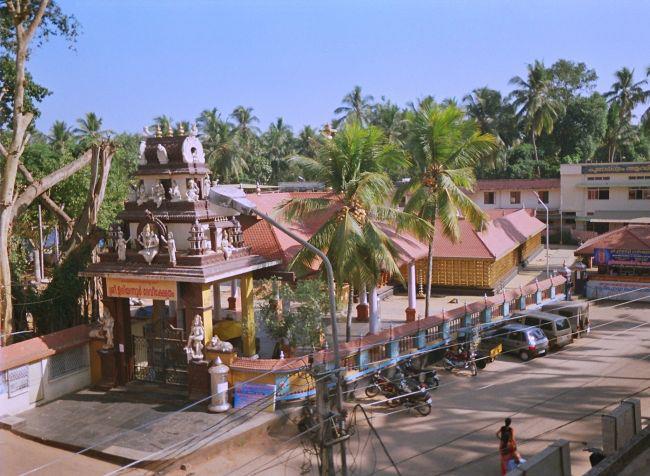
[243,193,544,264]
[475,178,560,191]
[575,225,650,256]
[0,324,90,372]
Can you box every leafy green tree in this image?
[47,120,72,152]
[604,67,648,123]
[282,122,430,339]
[397,104,494,318]
[334,85,375,126]
[263,117,295,183]
[74,112,109,140]
[509,61,565,175]
[548,59,598,101]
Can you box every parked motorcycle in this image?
[443,348,478,376]
[365,371,400,399]
[389,378,433,416]
[400,357,440,389]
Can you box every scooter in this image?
[443,349,478,376]
[391,378,433,416]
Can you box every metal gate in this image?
[133,320,188,386]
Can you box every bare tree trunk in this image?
[531,131,540,177]
[345,286,354,343]
[425,240,433,319]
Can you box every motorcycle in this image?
[443,348,478,376]
[365,371,400,399]
[400,357,440,389]
[389,378,433,416]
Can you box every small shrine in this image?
[81,125,279,390]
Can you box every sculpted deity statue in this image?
[136,182,147,206]
[137,224,160,264]
[222,238,235,260]
[160,231,177,266]
[116,230,131,261]
[169,179,181,202]
[186,179,200,202]
[129,183,138,202]
[203,173,212,199]
[185,314,205,361]
[89,308,115,350]
[152,181,165,208]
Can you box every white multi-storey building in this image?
[560,162,650,237]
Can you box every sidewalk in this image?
[8,381,277,470]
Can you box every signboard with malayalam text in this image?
[233,382,276,412]
[593,248,650,267]
[106,278,177,300]
[581,163,650,175]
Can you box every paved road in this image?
[222,300,650,476]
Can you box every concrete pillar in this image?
[481,306,492,324]
[356,284,369,322]
[503,301,510,317]
[181,282,214,343]
[406,262,417,322]
[369,286,379,334]
[240,273,256,356]
[535,290,542,304]
[228,279,237,310]
[519,295,526,310]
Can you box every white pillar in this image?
[231,279,238,298]
[360,285,368,305]
[369,286,379,334]
[408,262,416,309]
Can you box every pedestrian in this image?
[496,417,522,475]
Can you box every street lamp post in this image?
[208,189,348,475]
[534,192,550,277]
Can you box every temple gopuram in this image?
[81,125,279,390]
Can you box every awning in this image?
[582,211,650,224]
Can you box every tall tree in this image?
[47,120,72,151]
[281,123,430,339]
[509,61,564,175]
[0,0,85,341]
[263,117,294,183]
[604,67,648,123]
[74,112,109,140]
[333,85,375,126]
[197,108,245,183]
[397,104,495,318]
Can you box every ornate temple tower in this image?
[82,125,278,387]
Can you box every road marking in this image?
[477,383,494,390]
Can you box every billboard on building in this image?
[593,248,650,267]
[106,277,177,300]
[581,163,650,175]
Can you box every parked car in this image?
[513,311,573,349]
[481,323,549,361]
[541,300,590,337]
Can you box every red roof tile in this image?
[475,178,560,191]
[575,225,650,256]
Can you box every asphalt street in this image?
[228,300,650,476]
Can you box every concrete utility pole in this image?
[208,189,348,475]
[534,192,550,277]
[37,204,45,279]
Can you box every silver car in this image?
[483,323,549,361]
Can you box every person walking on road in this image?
[496,417,522,475]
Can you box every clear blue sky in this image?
[30,0,650,134]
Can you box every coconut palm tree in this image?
[334,85,375,126]
[282,122,431,339]
[74,112,110,140]
[604,67,648,123]
[47,120,72,152]
[197,108,245,183]
[509,61,564,175]
[263,117,294,183]
[296,125,319,158]
[369,99,408,145]
[152,115,174,134]
[230,105,260,138]
[396,104,496,318]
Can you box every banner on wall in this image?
[106,278,177,300]
[593,248,650,267]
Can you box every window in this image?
[484,191,495,205]
[628,187,650,200]
[629,175,650,180]
[537,191,549,204]
[49,346,88,380]
[587,188,609,200]
[587,176,610,181]
[555,319,570,331]
[509,191,521,205]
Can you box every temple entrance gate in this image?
[133,310,188,386]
